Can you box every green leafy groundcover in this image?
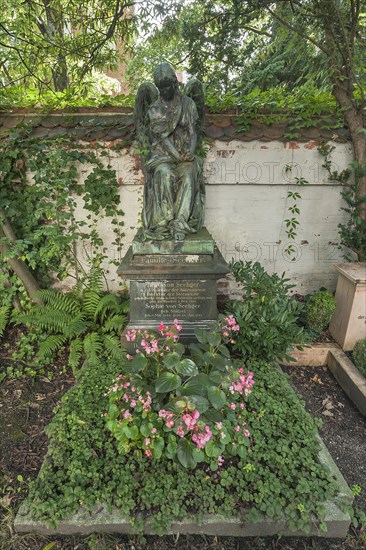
[25,357,341,535]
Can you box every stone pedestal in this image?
[329,263,366,351]
[117,228,229,343]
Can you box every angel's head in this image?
[153,62,178,102]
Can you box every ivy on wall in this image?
[0,126,125,303]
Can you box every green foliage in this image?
[14,269,129,374]
[0,131,125,296]
[353,340,366,377]
[0,303,11,338]
[228,261,307,363]
[306,290,336,335]
[318,142,366,261]
[0,0,138,95]
[232,85,340,138]
[106,319,253,469]
[24,354,343,535]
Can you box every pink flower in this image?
[228,402,236,410]
[130,400,137,408]
[150,339,159,352]
[192,425,212,449]
[145,449,152,458]
[126,354,133,360]
[216,422,223,430]
[176,425,185,437]
[243,429,250,437]
[234,425,240,432]
[123,410,131,419]
[182,410,200,430]
[173,319,183,331]
[144,437,151,446]
[240,403,245,410]
[217,455,225,466]
[166,419,174,429]
[126,330,136,342]
[151,427,157,435]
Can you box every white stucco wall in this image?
[71,138,353,295]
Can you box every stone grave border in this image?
[283,343,366,417]
[15,346,354,539]
[15,434,353,537]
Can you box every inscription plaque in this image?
[130,280,216,322]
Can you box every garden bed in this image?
[13,356,353,539]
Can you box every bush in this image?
[228,261,306,363]
[306,290,336,334]
[353,340,366,377]
[106,318,254,470]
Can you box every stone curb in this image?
[15,435,353,538]
[328,348,366,417]
[282,343,340,367]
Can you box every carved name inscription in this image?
[136,254,210,265]
[132,280,216,321]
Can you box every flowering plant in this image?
[105,316,254,469]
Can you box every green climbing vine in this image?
[282,165,307,259]
[0,126,125,303]
[317,142,365,261]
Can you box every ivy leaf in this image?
[155,372,182,393]
[176,358,198,377]
[177,438,197,469]
[207,386,226,410]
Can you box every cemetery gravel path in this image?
[1,331,365,549]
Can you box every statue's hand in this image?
[180,152,194,162]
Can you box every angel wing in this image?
[134,81,159,161]
[184,77,205,142]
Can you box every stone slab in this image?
[15,435,353,538]
[132,227,215,255]
[117,247,230,280]
[328,348,366,417]
[333,263,366,284]
[282,343,340,367]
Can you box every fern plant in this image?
[0,303,12,339]
[15,271,129,373]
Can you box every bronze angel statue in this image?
[134,63,205,242]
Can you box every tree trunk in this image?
[52,54,69,92]
[0,209,42,304]
[332,81,366,222]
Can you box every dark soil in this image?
[1,328,366,550]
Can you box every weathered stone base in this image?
[118,228,230,345]
[14,437,353,538]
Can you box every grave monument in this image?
[118,63,228,341]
